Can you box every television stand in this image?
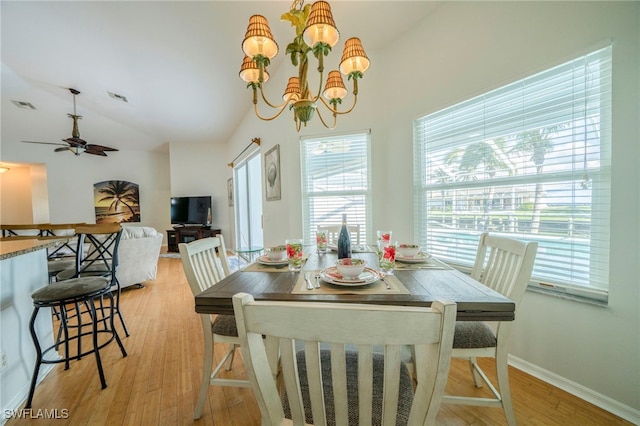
[166,226,221,252]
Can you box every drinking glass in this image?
[377,241,397,275]
[286,239,304,271]
[315,231,328,254]
[377,230,392,247]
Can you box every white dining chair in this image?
[179,236,251,420]
[233,292,457,426]
[441,232,538,426]
[317,224,361,245]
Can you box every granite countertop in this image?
[0,237,69,261]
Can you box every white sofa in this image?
[117,226,163,289]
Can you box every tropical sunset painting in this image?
[94,180,141,223]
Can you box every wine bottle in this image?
[337,214,352,259]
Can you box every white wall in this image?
[168,140,236,244]
[0,141,171,240]
[221,0,640,418]
[0,165,38,223]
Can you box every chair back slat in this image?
[317,224,361,246]
[233,294,457,426]
[471,232,538,306]
[179,236,230,297]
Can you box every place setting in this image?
[292,257,410,295]
[243,240,311,272]
[393,243,450,270]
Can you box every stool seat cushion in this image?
[32,277,110,303]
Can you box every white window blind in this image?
[414,46,612,302]
[301,132,371,245]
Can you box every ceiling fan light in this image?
[239,56,269,83]
[339,37,370,75]
[242,15,279,59]
[303,1,339,48]
[70,146,86,156]
[323,70,347,100]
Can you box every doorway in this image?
[233,150,263,257]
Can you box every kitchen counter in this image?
[0,237,68,260]
[0,237,65,413]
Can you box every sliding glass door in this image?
[234,151,263,252]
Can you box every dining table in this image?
[194,247,515,322]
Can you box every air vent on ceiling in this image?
[107,91,128,103]
[11,100,37,110]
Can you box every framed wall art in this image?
[264,144,281,201]
[227,177,234,207]
[94,180,140,223]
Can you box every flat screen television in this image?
[170,196,211,226]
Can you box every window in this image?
[301,132,372,245]
[234,150,263,251]
[414,46,612,303]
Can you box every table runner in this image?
[394,257,452,271]
[291,269,410,295]
[242,262,298,273]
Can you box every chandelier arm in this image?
[314,70,325,105]
[253,101,292,122]
[258,85,290,109]
[318,94,359,115]
[314,106,337,129]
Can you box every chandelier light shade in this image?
[302,1,339,49]
[283,77,301,102]
[239,55,269,84]
[339,37,370,76]
[239,0,370,131]
[242,15,279,60]
[323,70,347,100]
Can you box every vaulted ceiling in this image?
[1,1,439,154]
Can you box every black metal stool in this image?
[25,276,127,409]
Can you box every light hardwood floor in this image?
[8,257,632,425]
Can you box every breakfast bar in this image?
[0,237,68,413]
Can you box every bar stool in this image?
[26,276,127,409]
[56,224,129,337]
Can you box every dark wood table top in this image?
[195,251,515,321]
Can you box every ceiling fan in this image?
[22,88,119,157]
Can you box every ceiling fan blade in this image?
[22,140,68,147]
[86,144,119,152]
[54,146,72,152]
[84,149,108,156]
[62,137,87,147]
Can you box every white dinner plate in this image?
[256,255,289,266]
[320,267,380,287]
[396,252,432,263]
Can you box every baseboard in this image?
[508,355,640,424]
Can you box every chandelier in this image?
[239,0,370,131]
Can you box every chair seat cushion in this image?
[212,314,238,336]
[283,349,414,426]
[453,321,497,348]
[31,277,110,303]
